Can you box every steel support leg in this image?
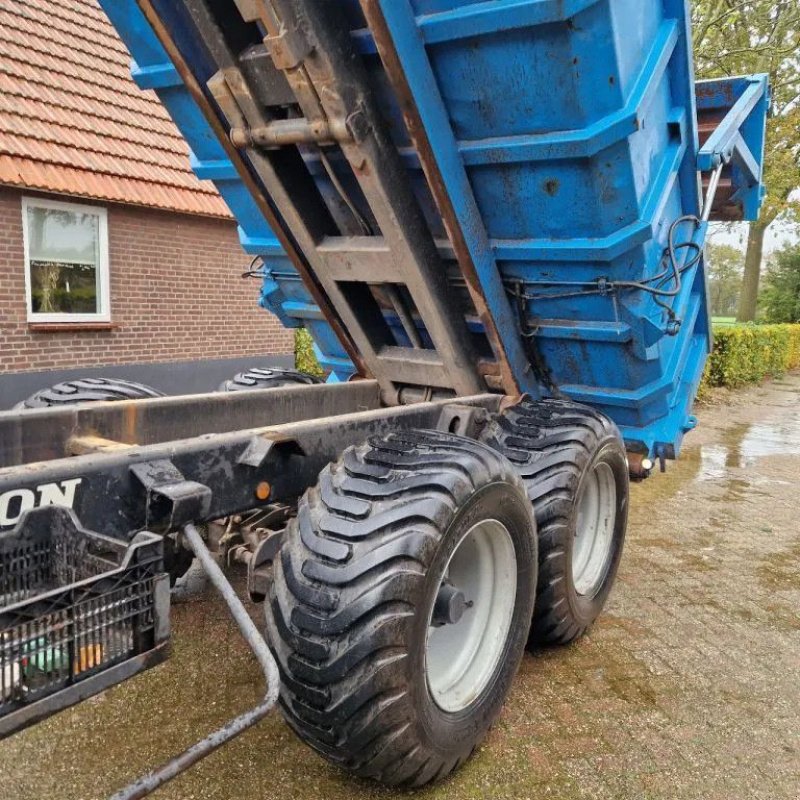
[110,523,280,800]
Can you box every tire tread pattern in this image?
[265,430,527,786]
[219,367,322,392]
[17,377,164,409]
[480,398,623,645]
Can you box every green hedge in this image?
[702,323,800,391]
[294,328,324,377]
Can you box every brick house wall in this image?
[0,187,293,377]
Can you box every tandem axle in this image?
[1,381,628,793]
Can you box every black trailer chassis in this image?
[0,381,506,796]
[0,380,500,540]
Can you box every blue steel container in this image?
[100,0,767,458]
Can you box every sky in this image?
[708,182,800,257]
[710,218,799,256]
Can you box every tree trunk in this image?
[736,221,768,322]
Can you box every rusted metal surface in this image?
[175,0,482,399]
[361,0,523,398]
[245,0,483,398]
[230,117,351,148]
[696,76,768,222]
[0,389,501,539]
[135,0,369,379]
[67,435,133,456]
[179,0,409,396]
[697,102,738,219]
[0,380,382,469]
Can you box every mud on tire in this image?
[480,398,629,646]
[265,430,537,787]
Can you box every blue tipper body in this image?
[100,0,768,459]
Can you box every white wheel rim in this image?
[425,519,517,713]
[573,461,617,596]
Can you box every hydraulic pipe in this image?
[701,163,725,224]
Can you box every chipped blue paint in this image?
[371,0,766,457]
[102,0,768,457]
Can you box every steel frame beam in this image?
[0,390,501,539]
[172,0,484,400]
[0,381,383,469]
[361,0,539,398]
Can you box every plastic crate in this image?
[0,507,169,737]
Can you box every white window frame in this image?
[21,196,111,323]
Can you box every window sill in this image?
[28,322,118,333]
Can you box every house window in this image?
[22,197,110,323]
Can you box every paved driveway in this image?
[2,375,799,799]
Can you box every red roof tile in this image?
[0,0,231,218]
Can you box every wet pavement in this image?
[2,375,799,800]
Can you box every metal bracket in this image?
[247,531,285,602]
[130,461,212,532]
[436,403,490,439]
[264,21,312,70]
[237,434,306,469]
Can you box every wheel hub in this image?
[425,519,517,713]
[573,461,617,596]
[431,582,471,627]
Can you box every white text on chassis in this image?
[0,479,82,528]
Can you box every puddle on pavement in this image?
[739,417,800,460]
[697,414,800,479]
[638,403,800,505]
[630,404,800,565]
[697,443,730,480]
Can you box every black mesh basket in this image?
[0,506,169,737]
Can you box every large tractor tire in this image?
[15,377,163,410]
[480,398,629,646]
[265,430,537,786]
[218,367,322,392]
